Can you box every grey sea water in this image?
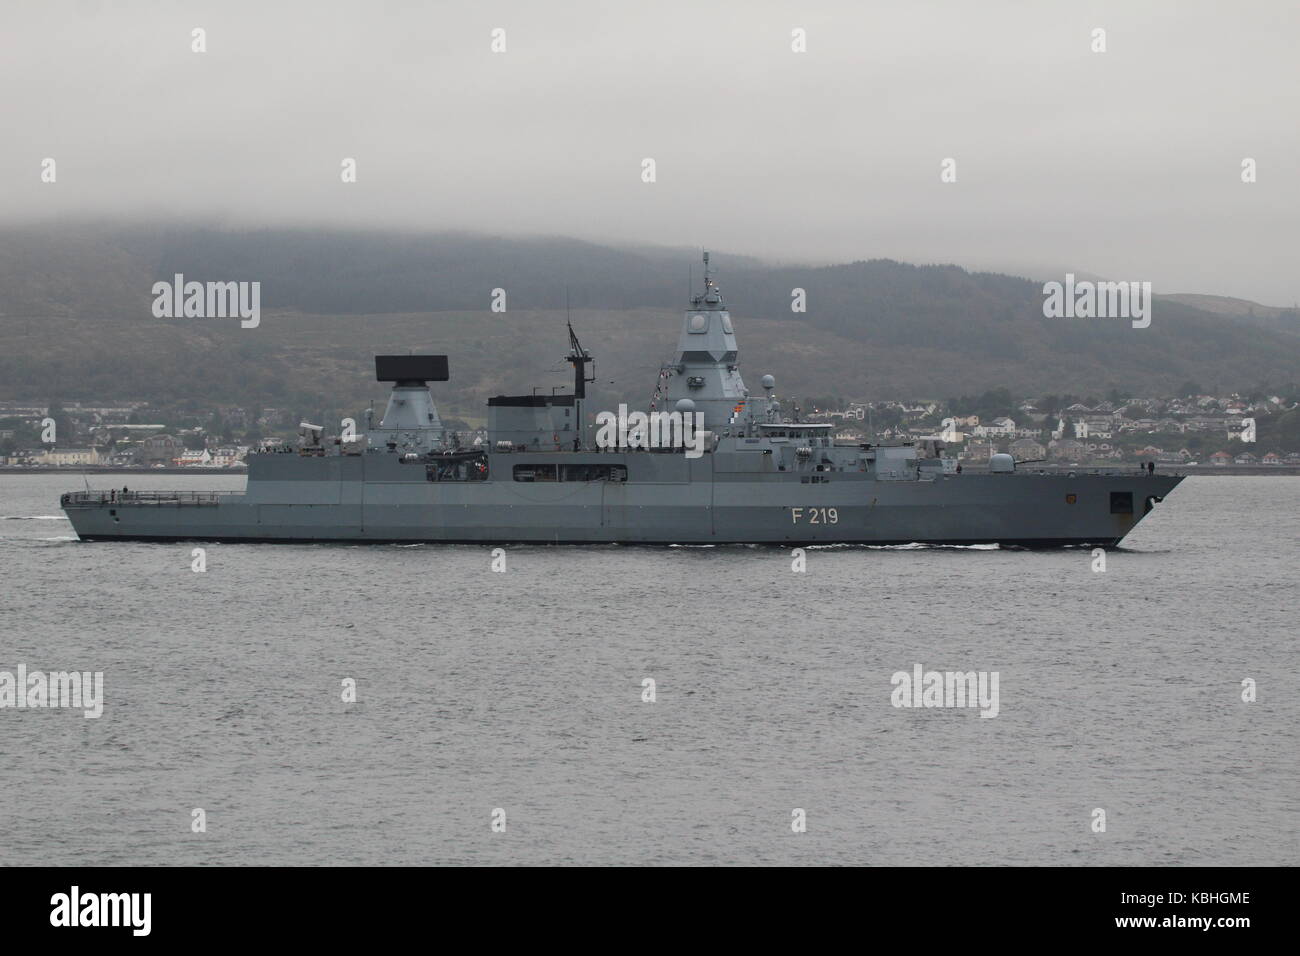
[0,472,1296,866]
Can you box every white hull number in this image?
[791,507,838,524]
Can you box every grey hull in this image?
[64,451,1182,548]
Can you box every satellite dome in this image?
[675,398,695,413]
[761,374,776,389]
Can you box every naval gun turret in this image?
[367,355,449,455]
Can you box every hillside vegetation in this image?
[2,225,1297,418]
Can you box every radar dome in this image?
[675,398,695,413]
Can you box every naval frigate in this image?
[61,254,1182,546]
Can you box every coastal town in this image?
[1,388,1296,471]
[807,389,1300,469]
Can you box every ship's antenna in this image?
[565,318,594,399]
[562,301,584,449]
[699,249,720,303]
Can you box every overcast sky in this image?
[3,0,1298,303]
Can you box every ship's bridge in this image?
[754,422,835,445]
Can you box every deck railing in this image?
[60,491,236,507]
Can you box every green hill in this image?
[2,224,1297,418]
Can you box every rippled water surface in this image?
[1,473,1296,865]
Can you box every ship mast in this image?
[694,250,721,307]
[565,320,594,449]
[660,251,747,432]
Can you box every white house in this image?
[974,417,1016,438]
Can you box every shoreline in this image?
[0,466,245,475]
[2,464,1298,477]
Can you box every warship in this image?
[61,254,1182,546]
